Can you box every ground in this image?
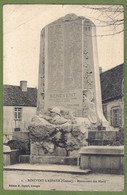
[3,170,124,191]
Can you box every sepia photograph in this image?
[3,4,124,191]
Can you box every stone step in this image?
[4,163,92,175]
[20,155,79,166]
[30,155,78,166]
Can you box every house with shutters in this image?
[3,81,37,141]
[100,64,124,129]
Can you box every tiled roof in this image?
[3,85,37,107]
[100,64,124,103]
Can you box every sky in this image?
[3,4,124,88]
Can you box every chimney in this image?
[20,81,27,92]
[99,67,102,74]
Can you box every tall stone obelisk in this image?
[37,14,108,127]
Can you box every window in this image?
[102,104,107,120]
[110,107,122,127]
[14,107,22,120]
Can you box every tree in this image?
[83,5,124,36]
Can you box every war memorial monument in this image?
[28,14,124,173]
[37,13,107,125]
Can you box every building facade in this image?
[100,64,124,129]
[3,81,37,141]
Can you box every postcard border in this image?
[0,0,127,194]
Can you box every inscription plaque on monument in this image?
[37,13,108,126]
[45,89,83,117]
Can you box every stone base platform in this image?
[30,155,78,166]
[79,146,124,174]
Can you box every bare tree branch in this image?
[82,5,124,36]
[83,5,124,13]
[84,29,124,37]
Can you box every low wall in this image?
[3,149,20,166]
[79,146,124,174]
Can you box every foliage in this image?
[5,140,30,155]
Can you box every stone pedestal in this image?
[79,146,124,174]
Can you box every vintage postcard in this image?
[3,4,124,191]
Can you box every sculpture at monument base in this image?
[29,107,93,157]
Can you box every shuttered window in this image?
[110,107,122,127]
